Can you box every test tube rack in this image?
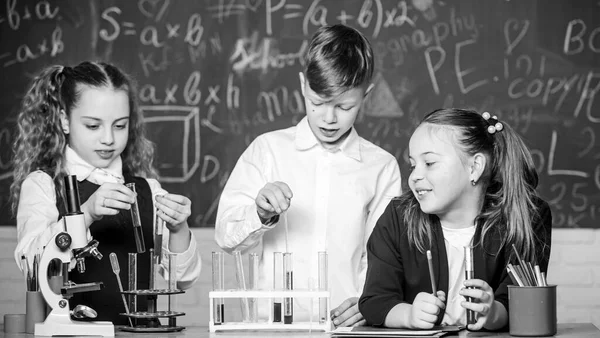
[118,288,185,333]
[208,289,331,332]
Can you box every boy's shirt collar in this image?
[294,116,362,161]
[65,146,125,185]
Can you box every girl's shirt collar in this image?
[65,146,125,185]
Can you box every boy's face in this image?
[299,72,372,150]
[61,86,130,169]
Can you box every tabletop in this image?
[1,323,598,337]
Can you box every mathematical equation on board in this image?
[1,0,599,226]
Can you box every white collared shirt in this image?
[215,117,402,316]
[14,146,201,289]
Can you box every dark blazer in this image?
[358,197,552,328]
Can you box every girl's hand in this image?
[460,279,495,330]
[408,291,446,329]
[81,183,136,225]
[155,194,192,232]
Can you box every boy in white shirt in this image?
[215,24,401,327]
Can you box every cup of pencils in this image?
[24,254,47,334]
[506,245,556,337]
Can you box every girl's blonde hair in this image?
[11,61,157,214]
[402,108,546,263]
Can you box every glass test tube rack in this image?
[208,289,331,332]
[118,251,185,333]
[119,288,186,333]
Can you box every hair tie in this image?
[482,111,504,134]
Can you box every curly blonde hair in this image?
[11,61,157,215]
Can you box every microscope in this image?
[35,175,114,337]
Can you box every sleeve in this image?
[357,157,402,296]
[214,136,278,254]
[146,178,201,290]
[14,171,82,271]
[358,200,406,327]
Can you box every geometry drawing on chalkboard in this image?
[359,72,404,120]
[141,106,201,183]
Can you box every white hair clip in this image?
[482,112,503,134]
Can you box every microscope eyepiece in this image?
[64,175,82,215]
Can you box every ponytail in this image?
[10,65,69,215]
[481,122,540,263]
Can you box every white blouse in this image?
[14,147,201,289]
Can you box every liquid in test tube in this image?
[464,246,476,327]
[126,183,146,253]
[273,252,283,323]
[212,252,225,325]
[318,251,328,324]
[249,253,259,323]
[283,252,293,324]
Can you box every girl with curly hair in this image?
[11,61,200,324]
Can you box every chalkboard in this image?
[1,0,599,228]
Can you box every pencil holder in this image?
[508,285,557,336]
[25,291,46,334]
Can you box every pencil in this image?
[426,250,437,294]
[511,244,535,286]
[507,264,525,286]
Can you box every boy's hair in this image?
[399,108,543,263]
[303,24,374,97]
[10,61,156,215]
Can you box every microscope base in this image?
[35,312,114,337]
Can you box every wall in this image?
[0,227,598,327]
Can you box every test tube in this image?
[318,251,328,324]
[233,251,250,322]
[464,246,476,327]
[212,252,224,325]
[126,183,146,253]
[249,253,259,322]
[273,252,283,323]
[168,253,177,327]
[154,213,165,265]
[128,253,137,326]
[283,252,293,324]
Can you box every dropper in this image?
[109,253,134,327]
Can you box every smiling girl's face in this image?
[408,123,474,219]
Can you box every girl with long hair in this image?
[11,61,201,324]
[359,108,552,331]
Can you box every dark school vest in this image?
[56,175,155,325]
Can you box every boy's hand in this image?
[82,183,136,224]
[155,194,192,232]
[255,182,293,223]
[460,279,495,331]
[407,291,446,329]
[331,297,365,327]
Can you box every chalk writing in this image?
[230,31,307,73]
[2,25,63,68]
[5,0,59,30]
[563,19,600,55]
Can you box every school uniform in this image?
[215,116,402,319]
[359,196,552,329]
[15,147,201,325]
